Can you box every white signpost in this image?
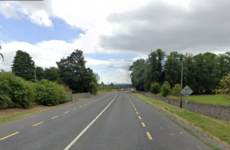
[181,85,193,114]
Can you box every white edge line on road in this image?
[64,93,118,150]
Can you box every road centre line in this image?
[80,106,82,107]
[73,108,77,110]
[0,132,19,140]
[136,112,139,114]
[52,115,59,119]
[142,122,146,127]
[32,121,44,127]
[146,132,153,140]
[138,116,142,120]
[64,111,69,114]
[64,93,119,150]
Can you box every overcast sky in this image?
[0,0,229,84]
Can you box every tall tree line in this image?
[11,49,99,93]
[129,49,230,94]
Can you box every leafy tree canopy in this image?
[43,67,62,84]
[35,66,44,81]
[56,49,98,93]
[129,59,146,91]
[12,50,35,81]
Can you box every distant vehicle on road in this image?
[121,89,124,91]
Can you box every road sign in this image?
[125,86,127,88]
[180,85,193,114]
[129,86,132,88]
[181,85,193,98]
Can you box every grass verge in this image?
[0,101,74,124]
[133,93,230,149]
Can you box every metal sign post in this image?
[180,85,193,114]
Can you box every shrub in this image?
[57,85,70,104]
[0,73,70,108]
[35,79,70,106]
[35,80,59,106]
[150,82,161,94]
[163,81,171,88]
[172,84,181,97]
[0,72,35,108]
[0,73,13,108]
[160,83,171,97]
[89,81,97,95]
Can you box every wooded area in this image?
[11,49,99,93]
[129,49,230,94]
[0,49,99,108]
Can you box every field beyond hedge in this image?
[187,95,230,106]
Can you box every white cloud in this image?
[28,10,53,27]
[132,56,148,61]
[0,41,66,71]
[116,68,131,84]
[0,2,20,19]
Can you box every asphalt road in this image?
[0,91,212,150]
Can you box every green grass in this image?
[133,93,230,149]
[186,95,230,106]
[0,110,39,123]
[96,89,117,95]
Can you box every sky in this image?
[0,0,230,85]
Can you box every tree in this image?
[164,51,182,87]
[150,82,161,94]
[110,83,114,86]
[35,66,44,81]
[44,67,62,84]
[129,59,146,91]
[215,73,230,106]
[57,49,97,93]
[143,49,166,91]
[12,50,35,81]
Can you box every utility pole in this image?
[180,61,183,108]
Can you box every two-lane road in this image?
[0,91,211,150]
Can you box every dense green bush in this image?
[0,73,35,108]
[160,83,171,97]
[56,84,70,104]
[89,81,97,95]
[172,84,181,97]
[163,81,171,88]
[150,82,161,94]
[0,72,70,108]
[35,79,70,106]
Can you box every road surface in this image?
[0,91,211,150]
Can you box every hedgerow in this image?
[0,72,70,108]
